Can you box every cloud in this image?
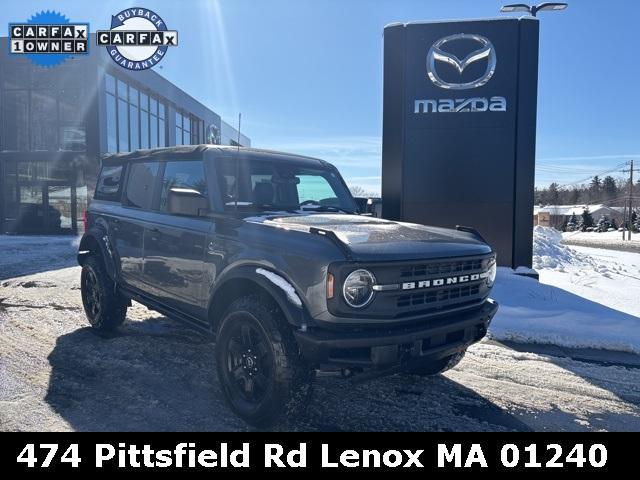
[260,135,382,169]
[537,154,640,163]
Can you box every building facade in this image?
[0,37,249,235]
[533,204,624,230]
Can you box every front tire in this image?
[80,256,127,332]
[215,295,313,427]
[405,350,466,376]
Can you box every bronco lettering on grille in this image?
[400,272,486,291]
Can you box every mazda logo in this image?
[427,33,496,90]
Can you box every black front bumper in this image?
[294,299,498,368]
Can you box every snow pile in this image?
[489,268,640,354]
[532,226,592,270]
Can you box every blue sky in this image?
[3,0,639,192]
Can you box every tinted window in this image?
[160,160,208,212]
[125,162,159,209]
[95,165,123,201]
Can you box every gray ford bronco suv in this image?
[78,145,498,426]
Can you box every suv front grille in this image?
[328,254,493,320]
[367,254,493,318]
[400,258,483,278]
[397,284,481,308]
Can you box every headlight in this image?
[486,259,497,287]
[342,269,376,308]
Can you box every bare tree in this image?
[349,185,376,198]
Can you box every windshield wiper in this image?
[301,205,358,215]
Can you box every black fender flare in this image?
[77,228,118,281]
[207,265,309,332]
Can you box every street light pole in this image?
[501,2,568,17]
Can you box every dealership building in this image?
[0,37,250,235]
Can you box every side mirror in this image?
[167,187,209,217]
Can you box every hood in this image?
[244,213,493,261]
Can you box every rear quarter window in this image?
[125,161,160,210]
[94,165,123,201]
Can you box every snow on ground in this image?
[562,229,640,252]
[1,265,639,432]
[563,230,639,243]
[1,233,640,431]
[490,227,640,353]
[0,235,80,280]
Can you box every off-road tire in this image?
[405,350,466,376]
[215,294,314,427]
[80,256,127,332]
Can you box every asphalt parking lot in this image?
[1,248,639,431]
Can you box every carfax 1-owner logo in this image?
[97,7,178,70]
[8,11,89,67]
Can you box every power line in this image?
[553,163,628,190]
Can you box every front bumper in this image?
[294,299,498,368]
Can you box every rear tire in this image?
[405,350,466,376]
[80,256,127,332]
[215,294,313,427]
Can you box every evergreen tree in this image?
[581,207,595,230]
[590,176,602,202]
[602,176,617,200]
[548,182,560,205]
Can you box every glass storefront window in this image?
[141,110,149,149]
[118,98,129,152]
[31,90,58,151]
[106,92,117,153]
[59,89,87,151]
[159,118,166,147]
[117,79,127,100]
[175,111,181,145]
[183,118,191,145]
[3,64,30,90]
[130,86,138,106]
[130,103,140,150]
[150,114,158,148]
[106,74,115,94]
[3,90,29,151]
[100,76,173,153]
[48,185,72,230]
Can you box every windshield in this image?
[216,157,358,214]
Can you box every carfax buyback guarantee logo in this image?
[9,11,89,67]
[97,7,178,70]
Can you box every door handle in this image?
[149,227,160,241]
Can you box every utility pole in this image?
[622,160,639,240]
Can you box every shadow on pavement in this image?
[490,273,640,429]
[45,315,532,432]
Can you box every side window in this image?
[160,160,208,212]
[95,165,123,201]
[125,162,159,209]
